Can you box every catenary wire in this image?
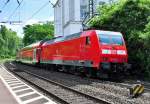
[7,0,24,21]
[26,1,51,21]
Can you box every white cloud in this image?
[25,16,54,26]
[24,19,39,26]
[49,16,54,21]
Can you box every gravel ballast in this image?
[5,62,150,104]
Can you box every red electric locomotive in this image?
[17,30,130,78]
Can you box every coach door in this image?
[80,36,91,60]
[33,48,37,63]
[85,36,91,59]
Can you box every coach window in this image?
[86,36,91,45]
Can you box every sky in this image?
[0,0,57,38]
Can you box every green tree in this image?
[90,0,150,39]
[0,25,9,57]
[23,22,54,45]
[0,25,22,59]
[138,20,150,78]
[0,33,5,57]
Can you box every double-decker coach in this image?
[17,40,46,64]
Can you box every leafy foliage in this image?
[139,21,150,78]
[23,22,54,45]
[0,25,22,59]
[90,0,150,38]
[89,0,150,79]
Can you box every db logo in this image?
[111,50,116,54]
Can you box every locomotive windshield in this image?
[99,34,123,45]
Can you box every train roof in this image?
[20,30,123,49]
[42,32,82,46]
[21,40,47,51]
[42,30,123,46]
[96,30,122,36]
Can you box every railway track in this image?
[4,63,110,104]
[4,62,150,104]
[8,61,150,92]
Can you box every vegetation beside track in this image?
[0,22,54,61]
[90,0,150,80]
[0,25,22,59]
[0,58,15,63]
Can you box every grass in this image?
[0,58,15,63]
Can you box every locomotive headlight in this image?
[102,49,111,54]
[117,50,126,55]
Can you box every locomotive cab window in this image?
[86,36,91,45]
[99,34,110,45]
[98,34,123,45]
[111,35,123,45]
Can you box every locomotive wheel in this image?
[108,72,123,81]
[45,64,49,70]
[86,68,97,78]
[108,72,116,81]
[57,65,64,72]
[96,71,109,79]
[68,66,76,74]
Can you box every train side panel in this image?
[40,30,101,68]
[41,37,81,65]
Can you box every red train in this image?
[16,30,130,78]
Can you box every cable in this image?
[0,0,10,12]
[7,0,24,21]
[26,1,51,21]
[16,0,53,24]
[0,0,21,13]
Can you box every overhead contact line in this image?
[7,0,24,21]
